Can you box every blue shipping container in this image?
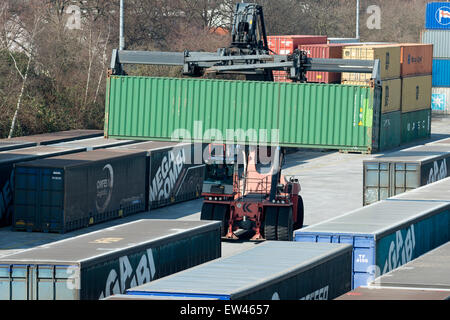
[294,200,450,289]
[426,2,450,30]
[433,59,450,87]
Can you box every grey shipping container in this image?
[125,241,353,300]
[0,219,221,300]
[3,130,103,146]
[52,137,139,151]
[294,199,450,289]
[386,177,450,202]
[0,145,89,227]
[335,287,450,300]
[0,141,35,153]
[363,144,450,206]
[114,142,205,210]
[421,29,450,58]
[13,149,148,233]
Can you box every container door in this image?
[39,168,65,232]
[392,163,420,196]
[14,167,40,231]
[363,162,391,206]
[0,264,79,300]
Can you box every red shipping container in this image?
[267,35,328,55]
[268,35,328,83]
[299,44,346,84]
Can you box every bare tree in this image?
[2,0,46,138]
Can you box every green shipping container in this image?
[105,76,386,153]
[400,109,431,144]
[379,111,401,151]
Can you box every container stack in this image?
[341,44,403,150]
[398,43,433,145]
[422,2,450,114]
[267,35,327,82]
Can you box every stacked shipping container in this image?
[422,2,450,114]
[341,44,403,150]
[398,44,433,145]
[341,43,433,147]
[267,35,327,82]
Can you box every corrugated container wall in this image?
[268,35,327,83]
[432,87,450,113]
[381,79,401,113]
[401,109,432,144]
[0,220,222,300]
[341,45,401,83]
[105,76,383,153]
[401,75,432,112]
[13,149,147,233]
[299,44,345,84]
[379,111,401,151]
[432,59,450,87]
[425,2,450,30]
[398,44,433,76]
[267,35,328,55]
[421,30,450,58]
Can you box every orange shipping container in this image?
[399,44,433,77]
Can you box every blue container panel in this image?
[426,2,450,29]
[295,233,375,289]
[432,59,450,87]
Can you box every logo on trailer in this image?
[150,149,186,202]
[96,164,114,214]
[99,249,156,299]
[382,225,416,274]
[436,6,450,25]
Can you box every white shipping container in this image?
[432,87,450,114]
[421,30,450,58]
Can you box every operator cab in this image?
[202,144,244,197]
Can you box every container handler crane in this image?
[108,2,381,241]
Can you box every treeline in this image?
[0,0,428,138]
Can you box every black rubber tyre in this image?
[212,204,230,236]
[262,206,278,241]
[277,206,293,241]
[293,195,304,230]
[200,203,214,221]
